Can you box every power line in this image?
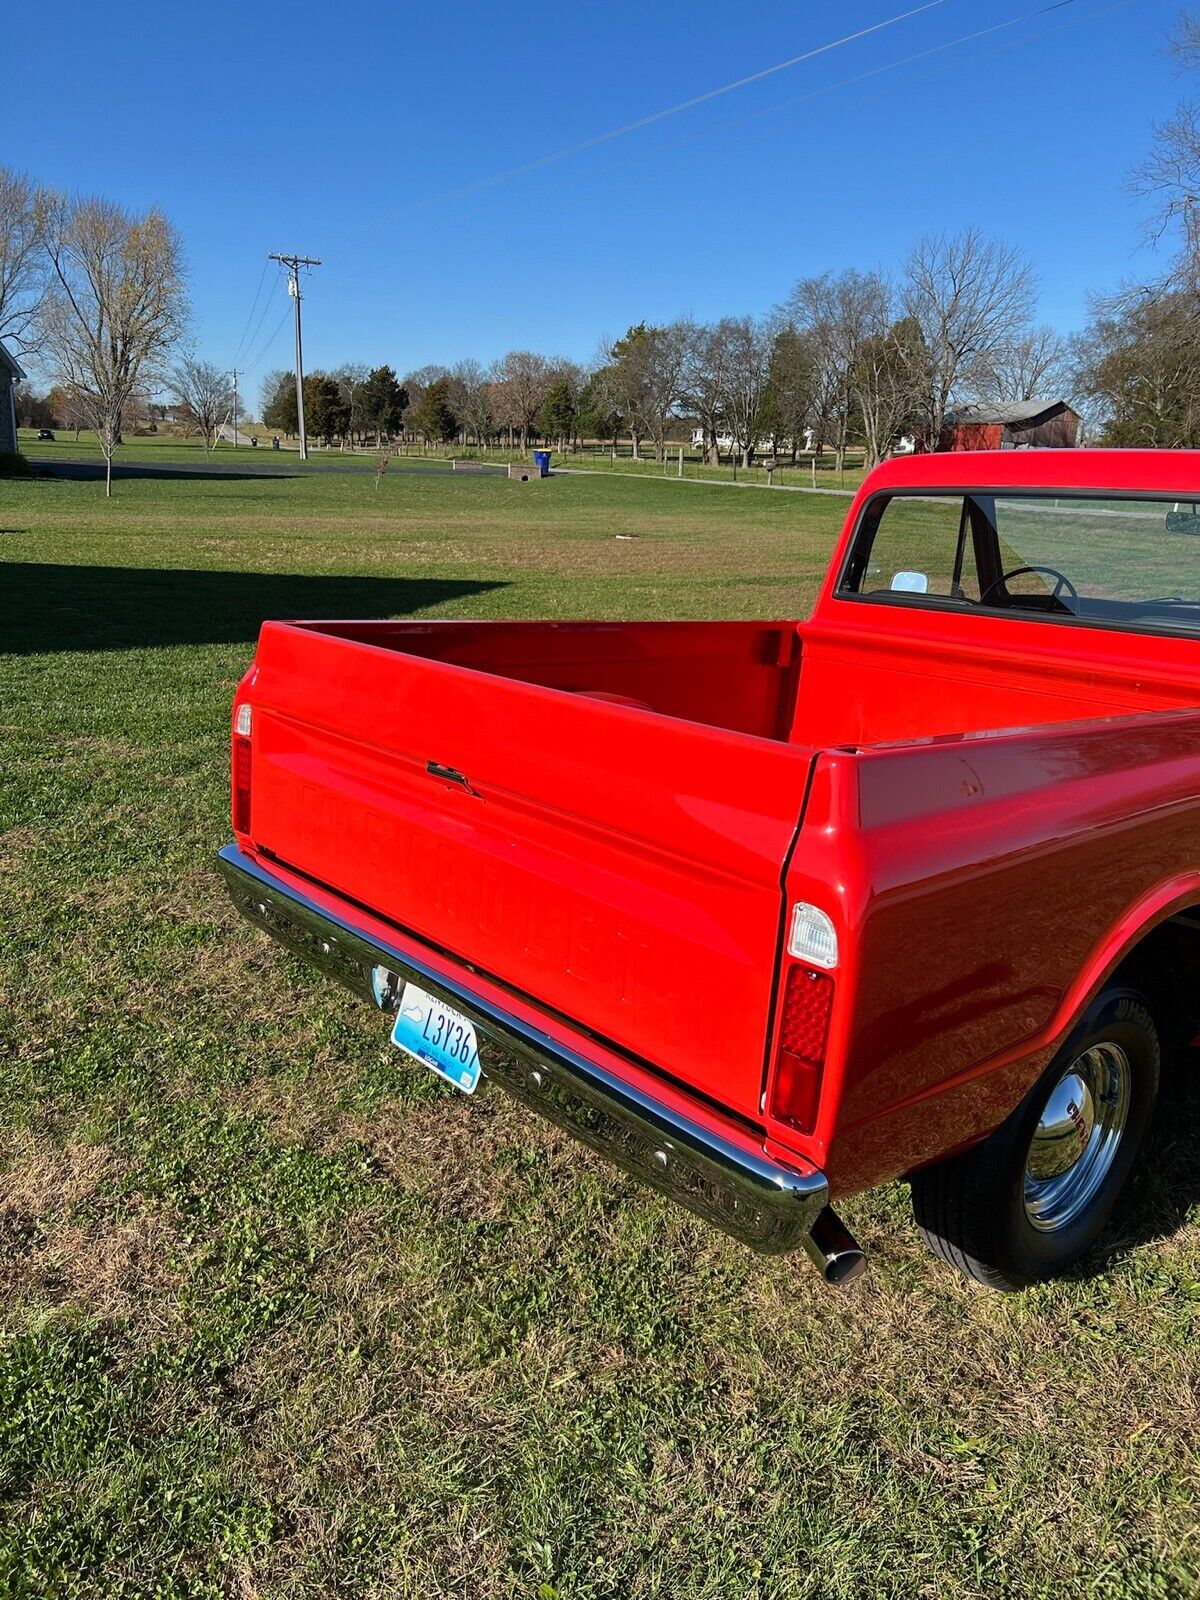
[243,302,293,384]
[321,0,1115,295]
[238,262,288,372]
[346,1,952,233]
[241,261,307,379]
[231,257,270,368]
[268,252,321,460]
[645,0,1113,203]
[607,0,1093,187]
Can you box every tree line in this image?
[247,234,1046,470]
[7,9,1200,483]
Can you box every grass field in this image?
[1,456,1198,1598]
[17,430,871,494]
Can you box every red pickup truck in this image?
[218,450,1200,1289]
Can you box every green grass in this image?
[18,430,870,493]
[1,461,1197,1598]
[18,429,367,470]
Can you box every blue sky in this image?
[4,0,1185,403]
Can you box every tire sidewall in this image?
[994,988,1159,1283]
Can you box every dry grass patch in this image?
[0,1139,177,1322]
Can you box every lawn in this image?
[18,429,871,494]
[0,458,1197,1599]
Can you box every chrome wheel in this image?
[1024,1042,1132,1233]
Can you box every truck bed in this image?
[237,614,1200,1131]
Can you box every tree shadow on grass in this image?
[36,461,305,483]
[0,563,507,654]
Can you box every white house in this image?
[0,338,24,455]
[690,425,815,456]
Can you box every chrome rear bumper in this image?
[216,845,852,1270]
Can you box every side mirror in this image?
[891,570,929,594]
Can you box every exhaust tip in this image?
[802,1206,867,1288]
[822,1244,867,1287]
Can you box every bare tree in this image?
[578,355,625,456]
[788,270,890,472]
[759,327,816,461]
[0,166,49,358]
[981,325,1070,402]
[681,319,733,464]
[42,194,187,494]
[334,361,369,446]
[492,350,551,450]
[716,316,775,467]
[605,322,689,461]
[789,269,924,468]
[42,382,89,441]
[1134,10,1200,289]
[168,357,233,454]
[852,310,924,470]
[487,367,515,448]
[901,228,1035,448]
[448,358,493,446]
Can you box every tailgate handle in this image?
[426,760,478,795]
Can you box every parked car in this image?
[217,450,1200,1289]
[36,428,55,441]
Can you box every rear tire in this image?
[911,987,1159,1290]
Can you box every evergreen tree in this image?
[538,377,575,445]
[260,370,298,435]
[303,372,351,445]
[575,374,621,443]
[412,377,458,444]
[360,365,408,442]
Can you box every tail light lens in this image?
[770,964,834,1133]
[232,704,252,834]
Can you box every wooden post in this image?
[811,457,816,488]
[678,445,684,478]
[767,465,774,488]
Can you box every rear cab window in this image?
[838,490,1200,637]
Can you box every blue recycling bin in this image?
[532,450,551,477]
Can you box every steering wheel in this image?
[979,564,1078,609]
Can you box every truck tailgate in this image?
[244,622,818,1119]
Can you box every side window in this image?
[843,495,981,601]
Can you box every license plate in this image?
[390,980,482,1094]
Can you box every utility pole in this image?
[268,252,321,459]
[231,367,238,448]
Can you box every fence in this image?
[339,437,869,491]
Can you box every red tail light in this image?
[770,965,834,1133]
[232,735,252,834]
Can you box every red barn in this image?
[939,398,1080,452]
